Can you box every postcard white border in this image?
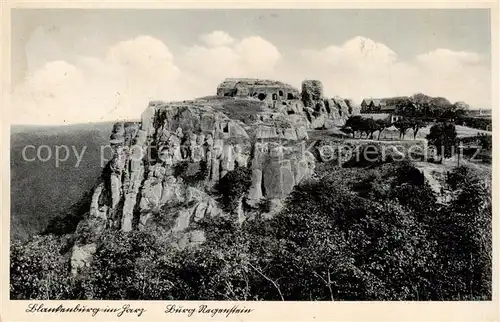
[1,1,498,321]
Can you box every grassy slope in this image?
[10,122,114,241]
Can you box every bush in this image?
[213,167,252,213]
[10,235,74,299]
[428,166,492,300]
[174,160,209,186]
[426,122,457,162]
[11,161,491,301]
[268,174,437,300]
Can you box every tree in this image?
[213,167,252,213]
[426,122,457,163]
[375,119,390,140]
[476,133,492,150]
[429,166,492,300]
[448,102,469,120]
[345,116,379,139]
[408,118,427,140]
[396,99,417,117]
[267,171,436,300]
[345,116,365,138]
[360,118,378,139]
[394,118,412,139]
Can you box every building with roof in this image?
[361,98,400,123]
[465,108,492,118]
[361,98,396,112]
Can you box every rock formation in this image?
[301,80,324,107]
[217,78,300,103]
[216,78,359,129]
[69,78,358,274]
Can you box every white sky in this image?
[10,9,492,125]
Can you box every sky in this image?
[11,9,492,125]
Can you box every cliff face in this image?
[70,79,357,274]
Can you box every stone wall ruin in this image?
[217,78,301,107]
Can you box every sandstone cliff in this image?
[70,79,357,274]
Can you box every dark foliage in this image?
[430,166,492,299]
[375,119,390,140]
[458,134,492,164]
[213,167,253,213]
[393,118,412,139]
[455,116,492,131]
[476,133,492,150]
[391,94,466,121]
[344,116,387,139]
[11,162,491,301]
[426,122,458,162]
[173,160,209,186]
[10,235,75,300]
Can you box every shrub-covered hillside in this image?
[11,160,491,301]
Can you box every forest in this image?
[11,158,491,301]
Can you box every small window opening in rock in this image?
[223,123,229,133]
[282,102,287,105]
[272,93,278,100]
[287,93,294,100]
[287,110,295,115]
[258,93,267,101]
[279,90,284,96]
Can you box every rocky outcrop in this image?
[97,102,252,230]
[246,142,315,205]
[69,77,357,274]
[301,80,324,108]
[299,80,361,129]
[217,78,359,129]
[217,78,301,103]
[334,96,350,119]
[70,101,255,273]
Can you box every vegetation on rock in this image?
[214,167,253,213]
[11,160,491,300]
